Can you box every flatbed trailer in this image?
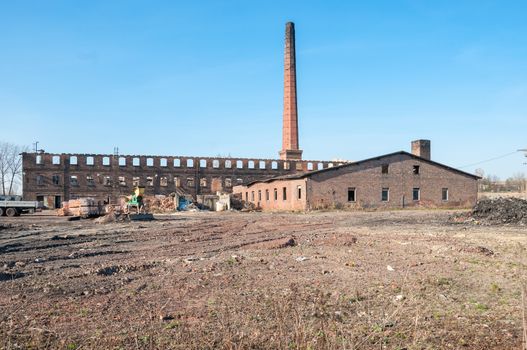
[0,195,39,217]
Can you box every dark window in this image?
[36,175,44,185]
[245,192,248,202]
[413,188,420,201]
[283,187,287,200]
[274,188,278,201]
[381,164,389,174]
[87,175,95,186]
[442,188,449,201]
[265,189,270,201]
[52,175,60,185]
[297,186,302,199]
[413,165,420,175]
[381,188,389,202]
[251,191,255,201]
[258,190,261,201]
[70,176,78,186]
[348,187,356,202]
[103,176,112,186]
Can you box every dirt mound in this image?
[453,198,527,225]
[245,237,296,250]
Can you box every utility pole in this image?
[33,141,45,154]
[518,149,527,193]
[519,149,527,164]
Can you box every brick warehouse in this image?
[233,141,480,211]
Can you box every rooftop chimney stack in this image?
[279,22,303,161]
[411,140,431,160]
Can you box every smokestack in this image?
[411,140,431,160]
[279,22,303,161]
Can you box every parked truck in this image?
[0,195,39,217]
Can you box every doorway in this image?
[54,196,62,209]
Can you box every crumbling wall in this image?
[22,153,334,205]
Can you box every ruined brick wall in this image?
[307,153,478,209]
[22,153,334,207]
[233,178,307,211]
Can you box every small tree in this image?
[0,142,28,195]
[511,172,526,192]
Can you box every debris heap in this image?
[452,198,527,225]
[143,194,176,213]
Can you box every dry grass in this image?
[1,210,526,349]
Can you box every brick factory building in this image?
[233,141,480,211]
[21,22,335,208]
[21,153,334,208]
[21,22,479,209]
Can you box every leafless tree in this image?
[510,172,526,192]
[0,141,28,195]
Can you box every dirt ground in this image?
[1,209,526,350]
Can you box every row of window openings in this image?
[347,187,449,202]
[381,164,420,175]
[37,175,240,188]
[37,155,331,171]
[246,186,302,202]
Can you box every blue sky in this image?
[1,0,526,178]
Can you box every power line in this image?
[457,151,520,169]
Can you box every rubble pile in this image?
[452,198,527,225]
[143,194,176,213]
[472,198,527,225]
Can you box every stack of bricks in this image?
[58,198,99,217]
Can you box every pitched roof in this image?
[246,151,480,186]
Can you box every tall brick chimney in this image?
[411,139,431,160]
[279,22,303,161]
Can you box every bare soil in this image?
[1,210,526,349]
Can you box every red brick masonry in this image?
[234,151,479,211]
